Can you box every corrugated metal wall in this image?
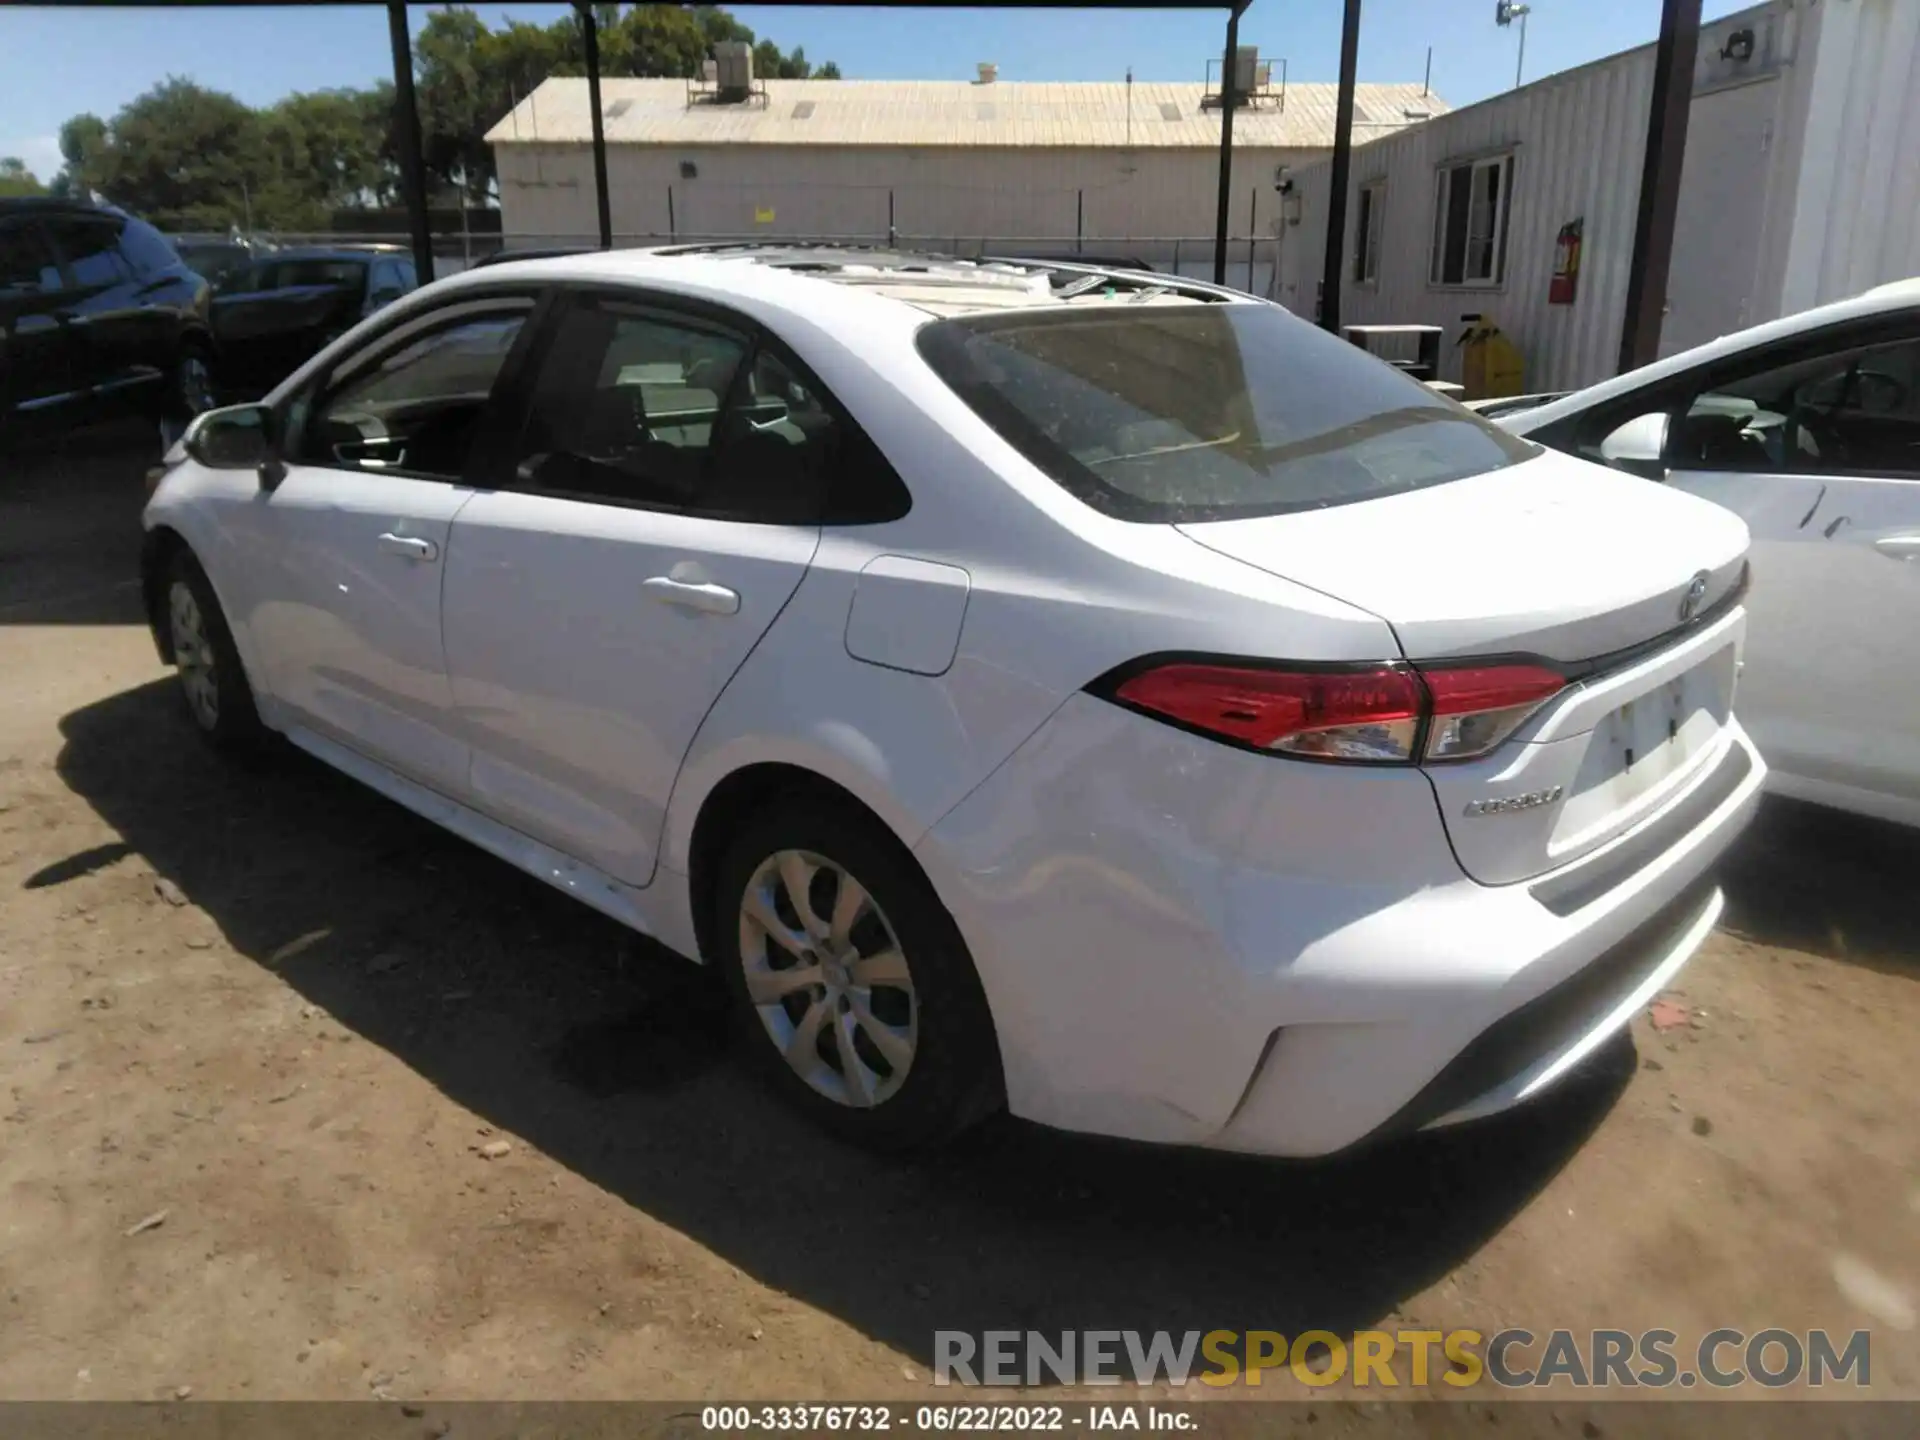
[1772,0,1920,316]
[1275,47,1659,393]
[497,143,1315,259]
[1279,0,1920,391]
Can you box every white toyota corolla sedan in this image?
[141,246,1765,1155]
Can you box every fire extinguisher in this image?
[1550,218,1583,305]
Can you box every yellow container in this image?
[1455,314,1525,401]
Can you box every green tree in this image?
[52,113,108,196]
[79,79,268,231]
[0,157,49,198]
[47,5,833,227]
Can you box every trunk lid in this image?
[1178,451,1749,664]
[1179,451,1751,884]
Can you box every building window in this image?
[1430,153,1514,287]
[1354,183,1385,284]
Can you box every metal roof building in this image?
[485,75,1448,286]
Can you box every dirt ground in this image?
[2,423,1917,1412]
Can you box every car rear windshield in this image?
[915,303,1537,522]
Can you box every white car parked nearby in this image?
[1501,279,1920,831]
[141,247,1764,1155]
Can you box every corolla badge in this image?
[1464,785,1564,817]
[1678,569,1712,622]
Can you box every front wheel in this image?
[165,550,264,752]
[714,800,1003,1151]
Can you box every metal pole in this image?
[1516,9,1528,89]
[1212,2,1245,285]
[387,0,435,284]
[1619,0,1702,371]
[1424,46,1432,97]
[1320,0,1362,332]
[579,2,613,250]
[888,190,896,246]
[667,185,676,240]
[1247,186,1256,293]
[1077,190,1084,254]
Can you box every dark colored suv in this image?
[1,198,215,445]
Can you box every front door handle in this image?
[1874,534,1920,562]
[377,532,438,562]
[642,575,740,615]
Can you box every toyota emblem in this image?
[1679,570,1711,622]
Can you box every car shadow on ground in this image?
[1716,796,1920,979]
[0,421,156,627]
[48,677,1640,1360]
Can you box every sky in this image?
[2,0,1751,184]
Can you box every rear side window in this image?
[116,218,181,277]
[509,294,909,524]
[916,303,1537,522]
[0,223,62,293]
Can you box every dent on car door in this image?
[441,292,825,886]
[1659,328,1920,809]
[234,296,540,796]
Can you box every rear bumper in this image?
[918,695,1765,1157]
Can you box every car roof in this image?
[250,247,396,264]
[0,197,129,221]
[459,242,1239,322]
[1507,275,1920,432]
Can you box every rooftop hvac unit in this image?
[1232,46,1259,94]
[714,40,754,101]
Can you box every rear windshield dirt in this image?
[915,303,1537,523]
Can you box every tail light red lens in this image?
[1112,664,1426,763]
[1102,659,1567,765]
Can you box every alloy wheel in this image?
[737,848,917,1108]
[168,580,220,730]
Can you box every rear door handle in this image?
[642,575,740,615]
[1874,534,1920,562]
[377,532,438,562]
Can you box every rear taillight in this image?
[1100,659,1566,765]
[1419,664,1566,761]
[1111,663,1426,763]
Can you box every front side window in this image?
[916,302,1536,522]
[1670,333,1920,479]
[1431,154,1513,287]
[116,218,181,278]
[293,305,531,481]
[44,215,130,289]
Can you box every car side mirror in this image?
[1598,411,1670,480]
[368,285,403,309]
[184,403,283,486]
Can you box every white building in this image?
[1274,0,1920,393]
[486,68,1447,288]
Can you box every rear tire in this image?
[713,798,1003,1152]
[164,550,264,753]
